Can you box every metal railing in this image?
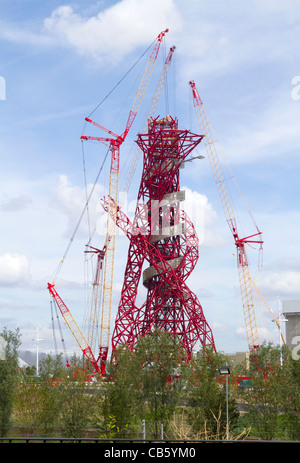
[0,437,297,444]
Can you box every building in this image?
[226,352,250,369]
[282,299,300,350]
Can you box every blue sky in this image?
[0,0,299,357]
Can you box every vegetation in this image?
[0,327,299,440]
[237,341,300,440]
[0,328,21,436]
[102,330,187,438]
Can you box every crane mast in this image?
[81,29,169,373]
[84,245,106,355]
[189,80,263,351]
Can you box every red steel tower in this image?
[101,116,215,360]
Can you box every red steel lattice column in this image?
[104,116,215,360]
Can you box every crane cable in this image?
[200,110,263,267]
[50,297,69,362]
[85,38,157,120]
[51,143,110,284]
[52,35,166,284]
[81,140,91,242]
[211,129,262,237]
[49,34,169,363]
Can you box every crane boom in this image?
[247,272,286,345]
[120,45,176,206]
[189,80,263,351]
[80,29,169,373]
[47,282,100,373]
[99,30,169,367]
[122,29,169,140]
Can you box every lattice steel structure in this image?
[101,116,215,360]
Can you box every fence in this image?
[0,437,297,444]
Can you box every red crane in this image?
[189,80,263,351]
[80,28,168,373]
[84,244,106,371]
[48,29,169,375]
[48,282,101,373]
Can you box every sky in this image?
[0,0,299,359]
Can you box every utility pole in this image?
[33,328,43,376]
[142,419,146,441]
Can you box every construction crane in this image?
[48,282,101,374]
[84,244,106,356]
[189,80,263,352]
[119,45,176,206]
[79,29,169,373]
[47,33,174,377]
[248,275,286,345]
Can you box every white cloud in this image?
[249,211,300,299]
[178,0,300,79]
[236,324,278,345]
[219,97,300,165]
[183,186,225,247]
[42,0,182,63]
[51,174,106,237]
[0,21,55,46]
[259,270,300,298]
[0,252,31,286]
[53,174,88,218]
[252,0,300,13]
[0,1,181,65]
[0,194,32,212]
[211,320,228,332]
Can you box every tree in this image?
[39,353,67,381]
[101,346,143,438]
[0,328,21,436]
[58,369,95,438]
[134,330,186,438]
[14,378,61,437]
[15,353,68,437]
[239,342,300,440]
[281,351,300,440]
[15,354,96,438]
[102,330,186,439]
[182,347,239,438]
